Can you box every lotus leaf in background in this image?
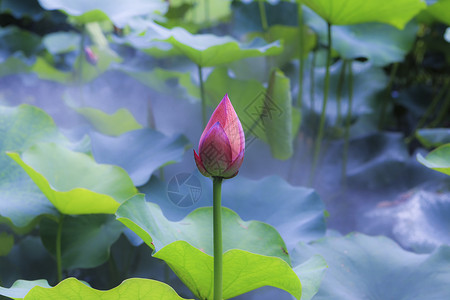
[8,143,137,215]
[123,21,283,67]
[37,0,168,26]
[40,215,124,269]
[0,277,191,300]
[0,105,60,231]
[116,194,304,300]
[0,0,46,21]
[43,32,81,55]
[417,143,450,175]
[303,7,419,67]
[366,182,450,253]
[139,174,326,250]
[74,107,142,136]
[419,0,450,26]
[301,0,426,29]
[291,233,450,299]
[90,129,190,186]
[416,128,450,148]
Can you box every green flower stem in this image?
[342,60,354,184]
[213,176,223,300]
[378,62,399,130]
[147,98,165,181]
[310,22,332,186]
[258,0,269,32]
[198,65,207,127]
[310,50,317,111]
[78,26,86,105]
[430,83,450,127]
[56,214,65,282]
[336,60,347,125]
[297,3,304,108]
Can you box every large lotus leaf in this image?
[91,129,190,186]
[0,26,42,57]
[155,241,301,300]
[42,32,81,54]
[426,0,450,25]
[416,128,450,148]
[0,105,60,230]
[40,214,124,269]
[1,277,191,300]
[417,143,450,175]
[0,0,46,21]
[139,174,326,249]
[0,236,56,287]
[366,182,450,253]
[116,194,301,299]
[37,0,168,26]
[116,194,290,261]
[291,233,450,299]
[169,0,232,27]
[301,0,426,29]
[0,279,51,300]
[75,107,142,136]
[30,57,72,84]
[303,7,418,66]
[0,56,32,77]
[8,143,137,215]
[129,21,282,67]
[293,255,327,300]
[265,69,298,160]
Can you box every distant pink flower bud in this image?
[84,47,98,66]
[194,94,245,179]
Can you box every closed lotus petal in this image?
[199,122,233,177]
[199,94,245,161]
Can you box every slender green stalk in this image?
[198,65,207,127]
[212,177,223,300]
[378,62,399,130]
[204,0,210,24]
[78,26,86,105]
[147,97,165,180]
[336,60,347,125]
[258,0,269,32]
[430,84,450,127]
[56,214,65,282]
[297,3,304,108]
[310,22,332,186]
[310,50,317,111]
[342,61,353,184]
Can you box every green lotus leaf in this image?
[75,107,142,136]
[301,0,426,29]
[416,128,450,148]
[291,233,450,299]
[116,194,301,299]
[0,277,191,300]
[0,105,60,231]
[426,0,450,25]
[8,142,137,215]
[43,31,81,54]
[40,214,124,269]
[417,143,450,175]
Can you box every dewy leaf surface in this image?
[0,105,60,230]
[1,277,191,300]
[8,143,137,215]
[116,194,301,299]
[301,0,426,29]
[90,129,190,186]
[291,233,450,299]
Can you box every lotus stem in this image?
[56,214,64,282]
[336,60,347,126]
[297,3,304,108]
[78,26,86,105]
[213,176,223,300]
[378,62,399,130]
[430,83,450,127]
[197,65,207,127]
[310,50,317,112]
[310,22,332,186]
[342,60,353,184]
[258,0,269,32]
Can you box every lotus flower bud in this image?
[84,46,98,66]
[194,94,245,179]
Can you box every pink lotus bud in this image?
[84,46,98,66]
[194,94,245,179]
